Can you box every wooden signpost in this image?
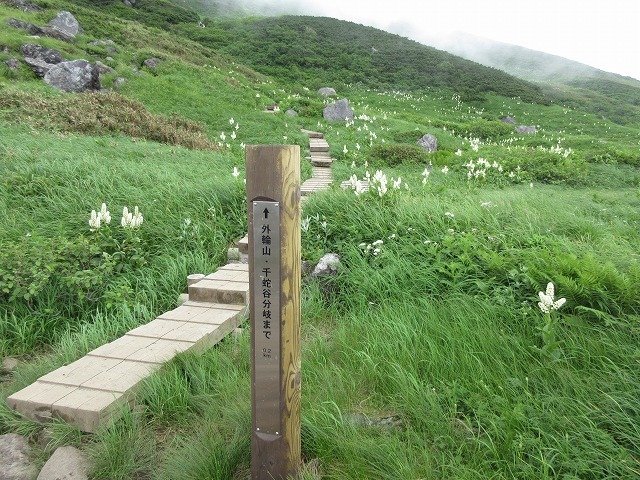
[246,145,301,479]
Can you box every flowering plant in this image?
[535,282,566,362]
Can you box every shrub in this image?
[367,144,427,167]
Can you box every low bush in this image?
[367,143,427,167]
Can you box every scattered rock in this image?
[44,59,101,92]
[317,87,336,96]
[311,253,341,277]
[37,446,90,480]
[94,61,115,76]
[323,98,353,121]
[285,109,298,117]
[516,125,537,134]
[87,40,118,54]
[20,43,64,77]
[2,46,9,54]
[112,77,127,88]
[417,133,438,153]
[343,413,403,429]
[142,57,161,69]
[123,0,136,6]
[2,357,19,373]
[500,116,517,124]
[7,18,40,35]
[8,18,73,42]
[4,57,20,71]
[1,0,42,12]
[0,433,38,480]
[48,11,83,38]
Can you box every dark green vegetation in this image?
[1,0,639,478]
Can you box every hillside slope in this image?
[427,33,640,126]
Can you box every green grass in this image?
[1,1,639,478]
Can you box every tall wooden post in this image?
[246,145,301,479]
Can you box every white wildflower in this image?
[537,282,566,313]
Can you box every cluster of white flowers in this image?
[359,239,383,256]
[464,158,504,180]
[371,170,388,197]
[121,206,143,229]
[90,203,143,230]
[89,203,111,231]
[346,174,367,196]
[537,282,566,314]
[219,117,242,149]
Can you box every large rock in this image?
[37,446,90,480]
[142,57,161,69]
[8,18,73,42]
[516,125,537,134]
[7,18,40,35]
[323,98,353,121]
[0,434,38,480]
[285,109,298,117]
[500,116,517,124]
[1,0,42,12]
[20,44,64,77]
[4,57,20,71]
[311,253,342,277]
[48,11,83,38]
[44,60,101,92]
[317,87,336,96]
[417,134,438,153]
[94,61,115,76]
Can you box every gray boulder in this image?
[0,434,38,480]
[317,87,336,96]
[7,18,40,35]
[4,57,20,71]
[1,0,42,12]
[311,253,342,277]
[44,60,100,92]
[323,98,353,121]
[143,57,161,69]
[500,116,517,124]
[123,0,136,6]
[48,11,82,37]
[94,61,115,76]
[516,125,537,134]
[285,109,298,117]
[417,134,438,153]
[37,446,90,480]
[2,356,19,373]
[20,44,64,77]
[7,18,73,42]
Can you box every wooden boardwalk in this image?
[301,129,334,196]
[6,130,334,433]
[7,264,249,433]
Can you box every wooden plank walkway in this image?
[6,130,336,433]
[301,130,334,196]
[7,264,249,433]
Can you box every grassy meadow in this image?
[1,1,640,478]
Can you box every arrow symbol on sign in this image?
[263,208,269,219]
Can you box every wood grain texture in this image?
[246,145,301,479]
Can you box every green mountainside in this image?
[1,1,640,478]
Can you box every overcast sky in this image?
[254,0,640,80]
